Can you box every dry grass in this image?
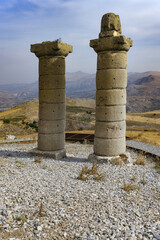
[133,154,145,166]
[15,159,25,168]
[126,110,160,147]
[122,181,141,193]
[126,130,160,147]
[112,157,124,166]
[77,162,105,181]
[34,157,42,164]
[127,110,160,125]
[140,173,147,185]
[16,215,27,225]
[112,154,129,166]
[130,175,137,182]
[154,193,160,200]
[155,161,160,173]
[93,173,105,181]
[33,200,47,217]
[42,165,47,170]
[0,157,6,169]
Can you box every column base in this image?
[88,152,131,165]
[29,148,66,160]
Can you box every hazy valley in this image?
[0,71,160,113]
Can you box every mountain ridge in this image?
[0,71,160,113]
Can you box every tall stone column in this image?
[30,40,72,159]
[90,13,132,158]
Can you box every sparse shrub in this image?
[112,157,124,166]
[93,173,105,181]
[91,162,98,175]
[16,215,27,225]
[155,161,160,173]
[130,175,137,182]
[122,181,140,193]
[33,200,47,217]
[86,110,92,114]
[15,159,25,168]
[154,193,160,200]
[134,154,145,166]
[38,201,47,217]
[7,153,12,157]
[3,119,10,124]
[77,162,105,181]
[112,154,128,166]
[140,173,147,185]
[34,157,42,164]
[42,165,47,170]
[24,120,38,132]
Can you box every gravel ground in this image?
[0,143,159,240]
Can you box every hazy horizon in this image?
[0,70,160,86]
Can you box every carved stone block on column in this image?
[96,69,127,89]
[39,103,65,121]
[96,106,126,122]
[96,89,126,106]
[97,52,127,70]
[39,75,65,90]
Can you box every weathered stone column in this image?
[30,40,72,159]
[90,13,132,158]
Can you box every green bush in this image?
[3,119,10,124]
[25,120,38,132]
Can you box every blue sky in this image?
[0,0,160,84]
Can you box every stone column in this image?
[30,40,72,159]
[90,13,132,158]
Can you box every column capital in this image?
[90,35,132,53]
[31,40,73,57]
[90,12,132,53]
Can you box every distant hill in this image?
[66,71,96,98]
[127,74,160,112]
[0,71,160,112]
[127,71,160,84]
[0,98,95,136]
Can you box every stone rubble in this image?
[0,143,159,240]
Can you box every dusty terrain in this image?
[126,110,160,147]
[0,98,159,147]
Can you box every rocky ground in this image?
[0,143,159,240]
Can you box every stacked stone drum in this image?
[31,41,72,158]
[90,13,132,156]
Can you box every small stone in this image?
[37,226,42,231]
[2,224,10,229]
